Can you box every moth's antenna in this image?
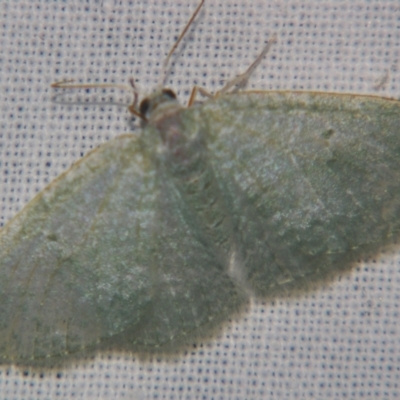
[51,1,205,119]
[52,79,147,120]
[158,0,205,90]
[50,80,136,93]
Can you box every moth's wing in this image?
[0,134,245,367]
[193,92,400,297]
[0,135,154,365]
[124,154,247,354]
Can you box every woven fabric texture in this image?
[0,1,399,399]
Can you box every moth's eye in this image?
[162,88,177,99]
[139,98,150,116]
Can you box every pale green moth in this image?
[1,0,400,368]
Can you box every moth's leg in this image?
[187,86,214,106]
[217,34,277,95]
[187,34,277,107]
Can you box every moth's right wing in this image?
[197,92,400,297]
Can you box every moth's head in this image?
[129,88,180,123]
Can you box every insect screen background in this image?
[0,0,399,399]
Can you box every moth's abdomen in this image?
[161,117,236,268]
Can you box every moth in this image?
[1,0,399,367]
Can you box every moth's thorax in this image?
[140,89,189,150]
[149,101,183,126]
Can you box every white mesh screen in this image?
[0,1,399,399]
